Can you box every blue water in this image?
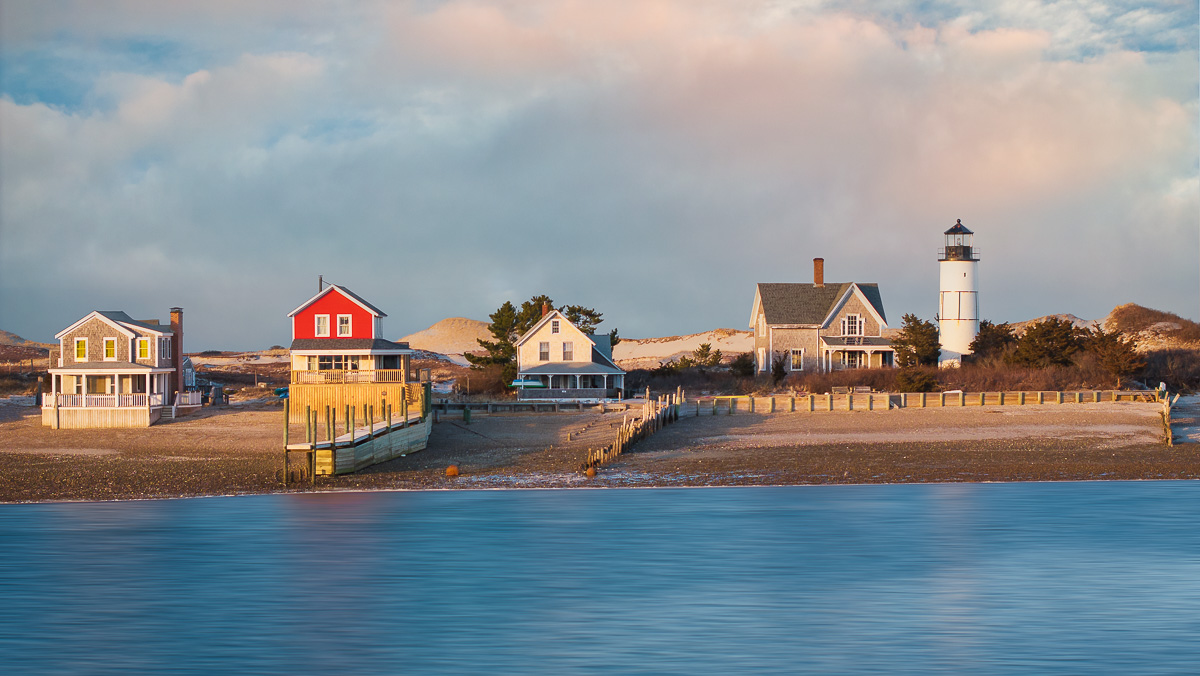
[1,483,1198,675]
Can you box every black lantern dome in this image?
[939,219,977,261]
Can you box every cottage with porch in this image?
[749,258,896,374]
[514,307,625,399]
[43,307,200,428]
[286,284,419,423]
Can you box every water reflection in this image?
[1,483,1197,674]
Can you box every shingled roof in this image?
[755,283,887,326]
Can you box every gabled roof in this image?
[514,310,596,349]
[56,310,173,340]
[752,282,888,328]
[287,284,387,318]
[588,334,616,366]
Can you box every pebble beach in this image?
[1,397,1197,503]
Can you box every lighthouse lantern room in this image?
[938,219,979,358]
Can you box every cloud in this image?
[0,1,1195,348]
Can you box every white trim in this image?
[74,337,88,362]
[757,347,766,372]
[103,337,117,361]
[789,348,804,371]
[136,337,150,360]
[841,313,863,337]
[562,341,573,361]
[514,310,598,348]
[539,341,550,361]
[820,284,888,332]
[55,311,137,340]
[315,314,330,337]
[337,314,353,337]
[748,287,763,330]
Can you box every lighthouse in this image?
[938,219,979,358]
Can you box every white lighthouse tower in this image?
[938,219,979,359]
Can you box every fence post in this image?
[807,394,814,412]
[1057,391,1064,404]
[750,396,755,413]
[1038,391,1045,405]
[770,397,776,413]
[980,392,986,406]
[959,391,966,406]
[789,396,796,412]
[847,394,853,411]
[712,398,717,416]
[939,392,946,407]
[999,392,1005,406]
[827,393,833,411]
[1094,391,1101,403]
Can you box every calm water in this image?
[2,483,1198,674]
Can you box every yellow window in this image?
[75,339,86,360]
[137,339,149,360]
[104,339,116,359]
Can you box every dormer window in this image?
[315,315,330,337]
[551,320,560,334]
[103,338,117,361]
[842,314,862,336]
[75,338,87,361]
[338,315,352,337]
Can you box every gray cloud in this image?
[1,1,1196,349]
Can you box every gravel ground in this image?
[1,398,1196,502]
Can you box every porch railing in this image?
[175,391,202,406]
[290,369,408,384]
[46,393,166,408]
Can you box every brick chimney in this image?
[170,307,183,401]
[542,302,550,318]
[813,258,824,287]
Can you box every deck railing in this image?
[46,392,166,408]
[290,369,408,384]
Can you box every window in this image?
[161,337,173,360]
[562,342,573,361]
[137,338,149,360]
[842,314,862,336]
[75,338,87,361]
[315,355,360,370]
[315,315,330,337]
[551,320,560,334]
[539,342,550,361]
[790,349,804,371]
[338,315,352,337]
[758,348,767,371]
[103,338,116,360]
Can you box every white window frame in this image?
[539,341,550,361]
[562,341,573,361]
[75,337,88,362]
[103,337,117,361]
[137,338,150,360]
[551,320,560,334]
[315,314,330,337]
[337,314,353,337]
[841,314,862,336]
[757,347,767,372]
[789,348,804,371]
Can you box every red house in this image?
[288,284,412,383]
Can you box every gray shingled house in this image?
[749,258,896,373]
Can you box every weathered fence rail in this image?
[691,390,1159,414]
[582,387,683,471]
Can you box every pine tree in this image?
[1009,317,1084,367]
[892,314,941,367]
[1086,326,1146,387]
[968,320,1016,361]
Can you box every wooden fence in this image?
[582,387,682,471]
[692,390,1159,414]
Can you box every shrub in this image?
[895,369,939,392]
[892,314,940,367]
[1008,318,1084,367]
[729,353,755,378]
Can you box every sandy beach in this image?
[2,395,1197,502]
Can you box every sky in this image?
[1,0,1196,350]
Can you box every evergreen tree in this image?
[608,328,621,348]
[1009,317,1084,367]
[968,320,1016,360]
[729,353,755,378]
[891,314,941,367]
[692,343,722,367]
[1086,326,1146,387]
